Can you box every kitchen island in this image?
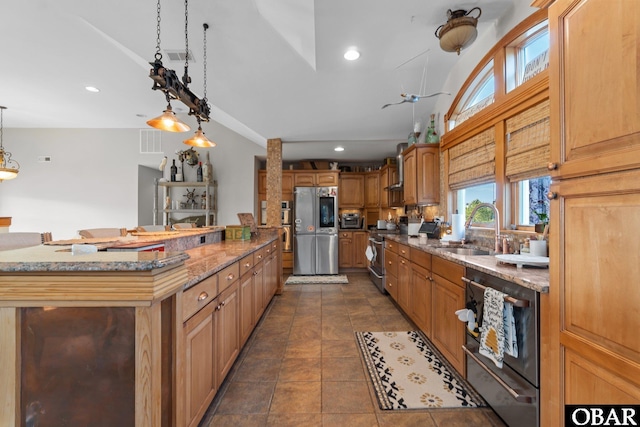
[0,228,281,427]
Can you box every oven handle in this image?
[368,266,383,279]
[461,277,530,307]
[369,238,384,246]
[462,346,534,403]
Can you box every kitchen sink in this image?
[437,247,492,256]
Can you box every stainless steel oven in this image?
[462,268,540,427]
[367,229,397,294]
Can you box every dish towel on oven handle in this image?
[479,287,507,368]
[503,301,518,358]
[365,245,374,262]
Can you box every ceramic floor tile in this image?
[321,357,366,381]
[245,339,288,359]
[376,412,437,426]
[285,339,322,358]
[233,357,282,382]
[429,408,501,427]
[206,414,268,427]
[321,323,355,340]
[270,381,322,414]
[321,381,375,414]
[322,413,379,427]
[278,357,322,381]
[266,413,322,427]
[289,325,323,340]
[322,339,359,358]
[215,381,275,414]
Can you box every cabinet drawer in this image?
[218,262,240,293]
[411,248,431,269]
[384,249,398,277]
[239,254,254,276]
[182,274,218,322]
[386,240,397,253]
[397,243,411,260]
[253,247,265,264]
[432,256,464,287]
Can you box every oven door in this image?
[464,339,538,427]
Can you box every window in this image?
[454,182,497,224]
[450,61,495,129]
[516,176,551,226]
[506,20,549,92]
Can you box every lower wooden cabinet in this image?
[216,282,240,384]
[339,231,368,269]
[410,262,432,335]
[239,271,254,347]
[397,249,411,314]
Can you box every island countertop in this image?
[384,234,549,293]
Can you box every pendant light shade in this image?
[146,104,191,132]
[0,106,19,182]
[435,8,482,55]
[183,125,216,147]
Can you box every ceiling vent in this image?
[164,50,196,62]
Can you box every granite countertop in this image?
[182,233,278,288]
[384,234,549,293]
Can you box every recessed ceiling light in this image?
[334,146,345,152]
[343,49,360,61]
[85,86,100,93]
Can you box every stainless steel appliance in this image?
[341,213,361,229]
[387,142,408,191]
[260,200,267,225]
[282,225,292,251]
[293,186,339,275]
[282,207,291,225]
[367,228,398,294]
[462,268,540,427]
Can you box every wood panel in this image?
[0,307,18,427]
[135,304,163,427]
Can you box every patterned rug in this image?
[355,331,486,410]
[285,275,349,284]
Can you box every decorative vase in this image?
[426,114,440,144]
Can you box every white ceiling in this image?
[0,0,530,162]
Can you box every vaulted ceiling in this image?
[0,0,534,161]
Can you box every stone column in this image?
[265,138,282,227]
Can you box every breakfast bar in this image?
[0,228,281,427]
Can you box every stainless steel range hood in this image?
[387,142,408,191]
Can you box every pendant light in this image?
[146,0,191,132]
[184,23,216,148]
[435,8,482,55]
[0,106,20,182]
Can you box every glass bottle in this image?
[170,159,177,182]
[196,162,203,182]
[426,114,440,144]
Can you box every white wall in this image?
[0,122,264,240]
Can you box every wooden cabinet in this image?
[430,256,466,375]
[339,231,368,269]
[282,171,294,199]
[542,2,640,424]
[380,165,403,208]
[294,171,339,187]
[396,244,411,314]
[384,242,399,301]
[239,253,256,347]
[410,249,432,335]
[253,254,266,321]
[215,281,240,384]
[402,144,439,206]
[364,171,380,208]
[183,296,217,427]
[339,173,365,208]
[316,171,339,186]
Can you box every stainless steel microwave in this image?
[281,201,291,209]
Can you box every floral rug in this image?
[355,331,486,410]
[284,275,348,285]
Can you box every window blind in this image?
[505,99,550,181]
[448,127,496,190]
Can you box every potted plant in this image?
[531,205,549,233]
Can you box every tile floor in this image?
[200,272,506,427]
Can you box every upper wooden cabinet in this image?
[282,171,294,197]
[364,171,380,209]
[339,173,365,208]
[403,144,440,206]
[549,0,640,180]
[259,170,338,196]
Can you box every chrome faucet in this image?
[465,203,501,253]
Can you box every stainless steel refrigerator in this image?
[293,186,339,275]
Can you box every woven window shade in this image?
[448,127,496,190]
[505,99,550,181]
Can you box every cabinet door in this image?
[431,272,465,375]
[416,146,440,205]
[253,261,265,321]
[389,167,403,207]
[403,149,417,205]
[411,263,432,336]
[397,255,411,313]
[216,282,240,386]
[364,171,380,208]
[339,173,364,208]
[294,172,316,186]
[385,272,398,301]
[282,171,295,198]
[258,171,267,194]
[183,300,216,427]
[338,231,353,268]
[239,273,254,347]
[317,172,339,186]
[549,0,640,180]
[353,231,369,268]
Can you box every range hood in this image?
[387,142,408,191]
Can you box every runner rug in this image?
[285,275,348,285]
[355,331,486,410]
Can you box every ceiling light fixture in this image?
[184,24,216,148]
[147,0,210,132]
[344,49,360,61]
[334,146,344,152]
[0,106,20,182]
[85,86,100,93]
[435,8,482,55]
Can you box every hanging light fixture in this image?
[434,8,482,55]
[0,106,19,182]
[184,23,216,148]
[147,0,211,131]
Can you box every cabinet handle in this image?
[227,273,235,281]
[221,301,226,307]
[547,191,558,200]
[198,291,208,301]
[547,162,558,171]
[388,261,392,265]
[253,271,258,276]
[216,304,222,311]
[257,255,263,259]
[401,260,406,264]
[244,262,251,268]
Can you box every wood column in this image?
[265,138,283,227]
